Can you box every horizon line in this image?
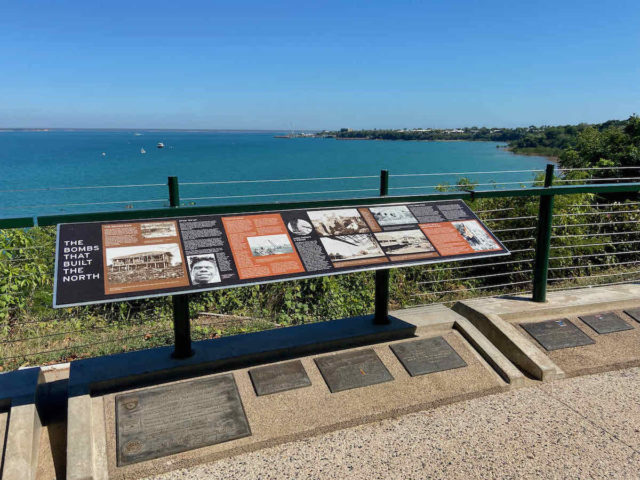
[0,127,313,133]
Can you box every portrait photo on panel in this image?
[187,254,222,285]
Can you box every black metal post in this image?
[168,176,194,358]
[532,164,555,303]
[171,294,193,358]
[374,170,391,325]
[168,176,180,208]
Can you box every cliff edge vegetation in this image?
[323,115,640,165]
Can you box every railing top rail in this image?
[0,217,35,229]
[12,180,636,227]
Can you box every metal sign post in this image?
[374,170,391,324]
[168,176,194,358]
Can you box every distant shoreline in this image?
[500,145,558,163]
[332,136,557,162]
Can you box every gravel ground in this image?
[151,368,640,480]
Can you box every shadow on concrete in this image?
[68,314,417,396]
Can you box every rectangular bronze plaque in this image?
[390,337,467,377]
[115,374,251,466]
[579,312,633,334]
[624,308,640,324]
[521,319,595,351]
[314,349,393,393]
[249,360,312,396]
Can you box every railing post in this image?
[167,176,194,358]
[168,176,180,208]
[374,170,391,324]
[532,164,555,302]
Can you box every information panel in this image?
[53,200,509,307]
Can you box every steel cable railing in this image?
[3,166,639,218]
[180,174,379,185]
[181,188,380,202]
[407,165,640,308]
[2,167,640,370]
[0,183,166,193]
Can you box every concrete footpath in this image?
[151,367,640,480]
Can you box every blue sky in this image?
[1,1,639,129]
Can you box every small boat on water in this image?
[157,142,165,149]
[140,148,146,154]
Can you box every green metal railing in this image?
[532,164,555,302]
[3,165,640,306]
[2,165,640,369]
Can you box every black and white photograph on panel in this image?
[320,234,385,263]
[187,254,221,285]
[369,205,418,226]
[306,208,370,236]
[452,220,501,251]
[374,229,436,256]
[106,243,184,284]
[247,234,294,257]
[287,218,313,236]
[140,221,178,239]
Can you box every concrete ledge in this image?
[453,301,565,381]
[64,394,109,480]
[461,284,640,322]
[66,395,93,480]
[392,304,525,386]
[390,304,456,335]
[0,410,8,475]
[453,316,526,387]
[0,367,44,480]
[452,285,640,382]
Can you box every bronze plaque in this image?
[314,349,393,393]
[390,337,467,377]
[521,319,595,351]
[579,312,633,334]
[624,308,640,324]
[249,360,312,396]
[115,374,251,466]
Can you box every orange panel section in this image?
[222,214,305,280]
[419,222,474,256]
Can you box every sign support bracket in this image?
[168,176,194,359]
[374,170,391,325]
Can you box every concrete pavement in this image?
[151,367,640,480]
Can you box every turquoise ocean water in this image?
[0,131,550,218]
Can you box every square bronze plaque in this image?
[249,360,311,396]
[521,319,595,351]
[579,312,633,334]
[624,308,640,324]
[115,374,251,466]
[314,349,393,393]
[390,337,467,377]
